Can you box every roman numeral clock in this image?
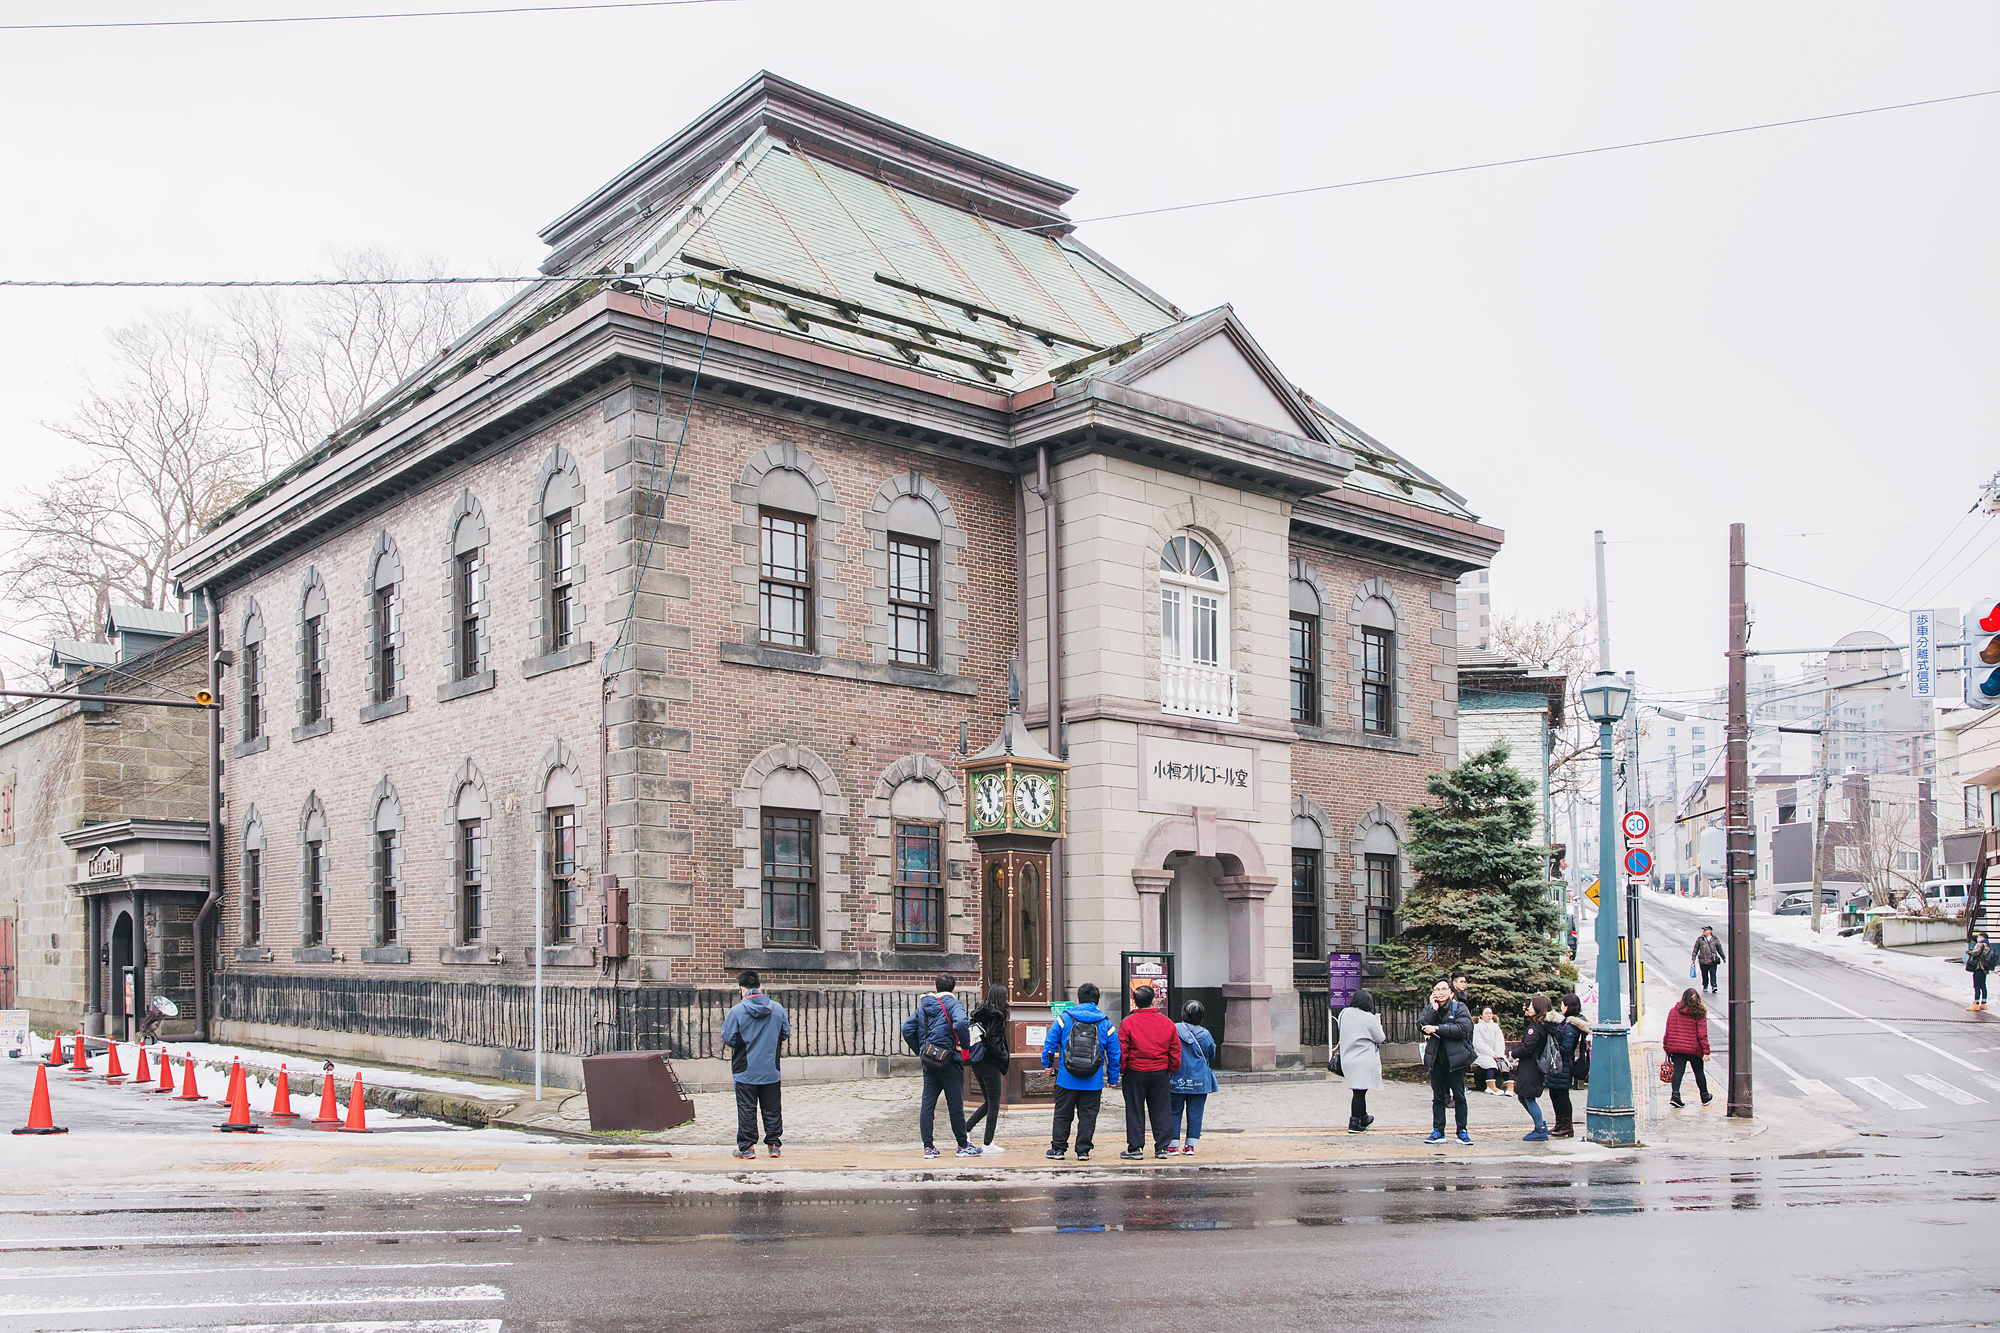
[962,682,1067,1015]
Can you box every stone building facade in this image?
[168,73,1501,1085]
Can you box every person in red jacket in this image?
[1117,985,1181,1160]
[1663,988,1713,1108]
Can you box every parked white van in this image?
[1920,880,1972,912]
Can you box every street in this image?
[3,910,1997,1333]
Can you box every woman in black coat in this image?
[962,984,1012,1151]
[1513,996,1552,1141]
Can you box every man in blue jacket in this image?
[1041,982,1120,1162]
[720,971,789,1160]
[902,974,978,1158]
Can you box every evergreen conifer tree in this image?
[1374,740,1566,1027]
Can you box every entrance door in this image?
[1163,854,1229,1046]
[110,913,133,1041]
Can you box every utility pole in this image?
[1810,674,1833,934]
[1725,523,1754,1117]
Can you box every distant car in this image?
[1774,895,1812,916]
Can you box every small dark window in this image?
[1366,854,1398,950]
[242,643,264,741]
[1292,849,1320,959]
[456,550,486,679]
[1361,626,1393,735]
[888,537,936,668]
[304,840,326,946]
[373,586,398,704]
[245,849,262,944]
[549,806,578,945]
[459,819,486,944]
[302,617,326,724]
[893,821,943,948]
[376,829,398,945]
[761,809,817,946]
[548,509,577,651]
[1289,613,1318,725]
[759,511,813,650]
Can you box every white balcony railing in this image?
[1161,660,1238,723]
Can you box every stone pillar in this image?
[1131,869,1172,953]
[1217,873,1278,1070]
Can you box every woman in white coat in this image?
[1338,988,1386,1133]
[1471,1006,1509,1095]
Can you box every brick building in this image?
[168,73,1501,1084]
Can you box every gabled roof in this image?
[105,606,186,637]
[50,639,116,670]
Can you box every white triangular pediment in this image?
[1126,330,1317,438]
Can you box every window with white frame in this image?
[1160,534,1226,668]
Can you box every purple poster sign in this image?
[1327,952,1362,1010]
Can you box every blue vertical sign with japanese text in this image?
[1910,609,1936,700]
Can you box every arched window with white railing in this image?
[1159,533,1236,721]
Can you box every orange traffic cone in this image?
[267,1064,299,1120]
[131,1043,152,1088]
[338,1073,371,1133]
[44,1032,64,1066]
[173,1051,206,1101]
[216,1058,261,1133]
[70,1031,89,1072]
[310,1070,342,1126]
[103,1041,126,1083]
[11,1063,68,1135]
[151,1047,177,1093]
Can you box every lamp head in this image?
[1580,670,1633,725]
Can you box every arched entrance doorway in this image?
[1130,810,1278,1070]
[109,912,134,1041]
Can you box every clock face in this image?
[1014,774,1055,827]
[973,774,1009,829]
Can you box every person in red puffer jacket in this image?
[1116,986,1181,1159]
[1663,988,1713,1109]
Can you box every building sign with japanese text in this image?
[1137,733,1260,814]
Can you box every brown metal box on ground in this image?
[580,1051,696,1132]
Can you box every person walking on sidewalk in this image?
[1965,934,1996,1012]
[1512,996,1553,1141]
[1166,1000,1218,1155]
[1338,988,1386,1134]
[1546,993,1591,1137]
[1418,979,1475,1145]
[902,974,979,1159]
[1117,984,1181,1159]
[720,971,789,1160]
[1471,1006,1509,1095]
[1663,987,1714,1108]
[962,984,1012,1151]
[1042,982,1119,1161]
[1692,927,1725,994]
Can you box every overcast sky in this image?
[1,1,1994,699]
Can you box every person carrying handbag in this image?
[1166,1000,1218,1155]
[1662,987,1713,1108]
[961,984,1013,1152]
[1337,989,1386,1133]
[900,974,979,1158]
[1512,996,1554,1141]
[1545,993,1591,1137]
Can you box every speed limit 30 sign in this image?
[1621,810,1650,841]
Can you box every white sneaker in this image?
[981,1144,1004,1155]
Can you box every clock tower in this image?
[963,666,1067,1094]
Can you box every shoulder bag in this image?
[916,997,961,1072]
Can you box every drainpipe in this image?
[192,586,224,1041]
[1032,446,1064,1001]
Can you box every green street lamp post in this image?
[1579,669,1636,1145]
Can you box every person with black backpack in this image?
[901,974,978,1159]
[962,984,1012,1152]
[1039,982,1120,1161]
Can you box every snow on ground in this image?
[166,1040,520,1104]
[1643,891,1982,1010]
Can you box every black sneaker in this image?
[731,1149,755,1160]
[1118,1149,1145,1160]
[1076,1150,1091,1162]
[1045,1148,1066,1160]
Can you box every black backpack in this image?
[1060,1013,1105,1079]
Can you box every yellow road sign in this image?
[1585,878,1600,907]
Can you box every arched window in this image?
[297,571,330,734]
[760,765,822,947]
[1292,814,1323,960]
[1359,597,1395,735]
[300,795,330,949]
[238,600,267,748]
[889,779,945,949]
[240,806,266,948]
[1160,533,1234,720]
[1289,578,1321,726]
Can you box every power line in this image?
[1856,511,1982,633]
[0,0,743,31]
[1607,521,1957,546]
[0,269,670,290]
[1746,563,1908,616]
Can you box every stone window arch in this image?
[297,792,332,955]
[239,804,266,950]
[362,531,407,717]
[441,490,495,699]
[732,742,848,954]
[1289,559,1333,728]
[295,568,332,738]
[526,447,592,676]
[731,445,844,655]
[1350,801,1413,957]
[237,598,268,752]
[441,759,493,961]
[364,779,408,957]
[1347,578,1411,738]
[532,738,594,959]
[1291,795,1334,959]
[864,754,969,955]
[1142,500,1250,721]
[862,473,968,677]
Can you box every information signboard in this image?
[1327,952,1363,1010]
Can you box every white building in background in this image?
[1455,569,1491,651]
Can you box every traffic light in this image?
[1966,602,2000,709]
